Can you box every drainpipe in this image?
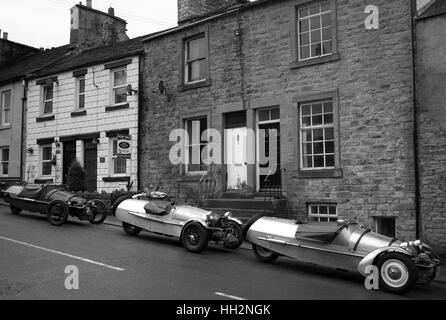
[20,78,28,183]
[409,0,421,239]
[137,52,144,192]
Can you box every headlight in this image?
[206,212,221,223]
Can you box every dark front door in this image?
[63,142,77,185]
[259,122,281,190]
[84,141,98,192]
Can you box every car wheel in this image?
[252,243,279,263]
[181,222,209,253]
[377,252,418,294]
[47,200,69,227]
[123,222,142,236]
[242,213,267,239]
[224,221,244,249]
[10,205,22,215]
[87,200,108,225]
[111,195,132,216]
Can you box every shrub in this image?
[67,160,86,192]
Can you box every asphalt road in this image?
[0,205,445,300]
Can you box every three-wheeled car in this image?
[112,191,244,253]
[244,215,441,294]
[2,184,107,226]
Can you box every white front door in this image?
[226,127,248,191]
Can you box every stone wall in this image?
[141,0,418,241]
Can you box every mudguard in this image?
[357,246,413,276]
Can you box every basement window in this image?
[308,204,338,222]
[374,217,396,238]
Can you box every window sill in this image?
[71,110,87,117]
[36,115,55,123]
[105,103,129,112]
[179,79,211,92]
[103,176,130,183]
[295,168,343,179]
[290,53,340,69]
[0,124,11,130]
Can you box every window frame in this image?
[308,203,338,222]
[1,89,12,126]
[41,145,53,177]
[184,116,209,175]
[179,27,211,91]
[110,138,128,177]
[184,34,208,85]
[374,217,396,238]
[110,67,128,106]
[290,0,339,69]
[75,75,86,110]
[294,90,342,178]
[0,147,9,176]
[41,84,54,115]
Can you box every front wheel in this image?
[252,243,279,263]
[10,205,22,215]
[87,200,107,225]
[377,252,418,294]
[123,222,142,236]
[181,222,209,253]
[47,200,69,226]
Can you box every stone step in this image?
[204,198,287,211]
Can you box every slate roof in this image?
[0,35,146,86]
[418,0,446,20]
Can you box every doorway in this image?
[84,141,98,192]
[257,107,281,191]
[63,142,76,185]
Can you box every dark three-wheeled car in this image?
[1,184,107,226]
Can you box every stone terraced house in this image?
[138,0,446,254]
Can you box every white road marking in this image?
[215,292,247,300]
[0,235,125,271]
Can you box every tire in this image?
[87,200,107,225]
[122,222,142,236]
[10,205,22,215]
[252,243,279,263]
[111,195,132,216]
[224,221,244,249]
[46,200,69,226]
[377,252,418,294]
[181,222,209,253]
[242,213,267,240]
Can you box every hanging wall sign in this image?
[117,135,132,157]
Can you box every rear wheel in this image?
[47,200,69,226]
[252,243,279,263]
[123,222,142,236]
[10,205,22,215]
[87,200,107,225]
[181,222,209,253]
[377,252,417,294]
[111,195,132,216]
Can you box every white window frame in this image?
[41,145,52,177]
[299,99,335,170]
[111,67,128,106]
[184,117,208,175]
[75,75,86,110]
[1,89,12,126]
[297,0,333,61]
[0,147,9,177]
[41,84,54,115]
[184,34,208,85]
[308,203,338,222]
[110,138,128,177]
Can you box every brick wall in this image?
[25,57,139,193]
[416,15,446,255]
[141,0,418,241]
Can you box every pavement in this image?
[0,201,445,299]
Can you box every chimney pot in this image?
[3,32,8,40]
[86,0,92,8]
[108,7,115,16]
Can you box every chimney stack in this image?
[108,7,115,16]
[2,32,8,40]
[86,0,92,8]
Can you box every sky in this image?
[0,0,179,48]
